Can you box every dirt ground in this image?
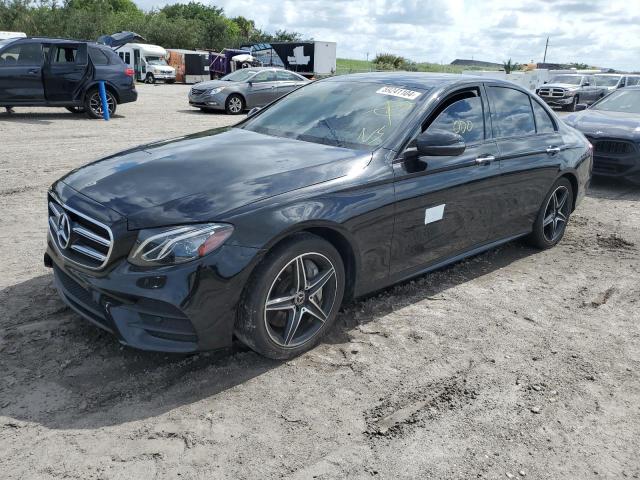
[1,84,639,480]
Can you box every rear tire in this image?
[235,233,345,360]
[225,94,244,115]
[84,88,117,119]
[527,178,573,249]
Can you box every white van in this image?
[0,31,27,41]
[115,43,176,83]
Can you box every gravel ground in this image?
[1,84,639,480]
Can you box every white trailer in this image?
[115,43,176,84]
[240,41,337,77]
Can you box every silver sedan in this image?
[188,67,309,114]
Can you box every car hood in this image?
[564,109,640,141]
[543,83,580,90]
[193,79,240,90]
[60,128,371,229]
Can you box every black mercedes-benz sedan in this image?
[45,73,592,359]
[564,86,640,183]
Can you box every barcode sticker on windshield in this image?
[376,86,422,100]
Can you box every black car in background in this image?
[45,73,591,359]
[0,37,137,118]
[564,86,640,183]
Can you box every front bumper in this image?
[45,232,260,353]
[152,72,176,81]
[538,95,575,107]
[583,136,640,180]
[188,92,227,110]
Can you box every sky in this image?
[133,0,640,71]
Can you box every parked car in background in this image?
[188,67,309,114]
[536,74,607,111]
[45,73,591,359]
[564,86,640,183]
[115,43,176,84]
[593,73,640,91]
[0,37,137,118]
[0,31,26,40]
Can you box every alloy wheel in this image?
[228,97,242,113]
[543,185,570,242]
[89,92,115,117]
[264,252,338,348]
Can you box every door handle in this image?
[27,68,39,74]
[475,155,495,165]
[546,146,561,155]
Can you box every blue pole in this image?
[98,81,110,121]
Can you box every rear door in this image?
[391,85,502,276]
[0,40,45,103]
[486,84,564,237]
[246,70,278,106]
[43,42,89,103]
[276,70,307,96]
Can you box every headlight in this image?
[128,223,234,267]
[209,87,224,95]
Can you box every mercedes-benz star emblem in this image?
[57,212,72,249]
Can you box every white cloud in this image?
[134,0,640,71]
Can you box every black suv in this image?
[0,37,137,118]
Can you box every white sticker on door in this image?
[376,86,422,100]
[425,204,445,225]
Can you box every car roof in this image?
[3,36,104,47]
[323,72,511,90]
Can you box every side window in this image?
[425,92,485,144]
[251,71,276,83]
[487,87,536,138]
[52,46,78,63]
[531,100,556,134]
[277,70,301,81]
[627,77,640,86]
[89,47,109,66]
[0,42,43,65]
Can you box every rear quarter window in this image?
[89,47,110,65]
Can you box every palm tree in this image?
[503,58,520,74]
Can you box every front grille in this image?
[585,136,638,175]
[48,195,113,270]
[538,87,565,98]
[593,140,634,155]
[191,88,207,95]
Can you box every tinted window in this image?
[626,77,640,86]
[89,47,109,65]
[52,46,78,63]
[426,94,484,144]
[252,70,276,82]
[591,89,640,114]
[0,42,42,65]
[277,70,302,81]
[488,87,535,138]
[531,100,556,134]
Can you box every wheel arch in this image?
[255,222,360,302]
[226,92,246,108]
[559,171,579,212]
[83,81,120,103]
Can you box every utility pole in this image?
[543,37,549,63]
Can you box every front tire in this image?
[527,178,573,249]
[225,94,244,115]
[84,88,117,119]
[145,73,156,84]
[567,95,579,112]
[235,234,345,359]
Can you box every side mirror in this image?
[575,103,588,111]
[582,81,590,86]
[415,129,466,157]
[543,81,548,84]
[247,106,261,117]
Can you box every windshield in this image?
[591,89,640,114]
[0,39,13,49]
[241,80,425,150]
[594,75,621,87]
[549,75,582,85]
[146,56,167,66]
[221,69,257,82]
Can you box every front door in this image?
[391,86,502,277]
[43,43,89,103]
[485,84,565,237]
[0,41,45,103]
[246,70,278,107]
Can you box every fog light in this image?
[136,276,167,289]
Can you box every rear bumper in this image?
[45,233,260,353]
[118,88,138,105]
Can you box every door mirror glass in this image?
[416,129,466,157]
[575,103,588,111]
[247,106,261,117]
